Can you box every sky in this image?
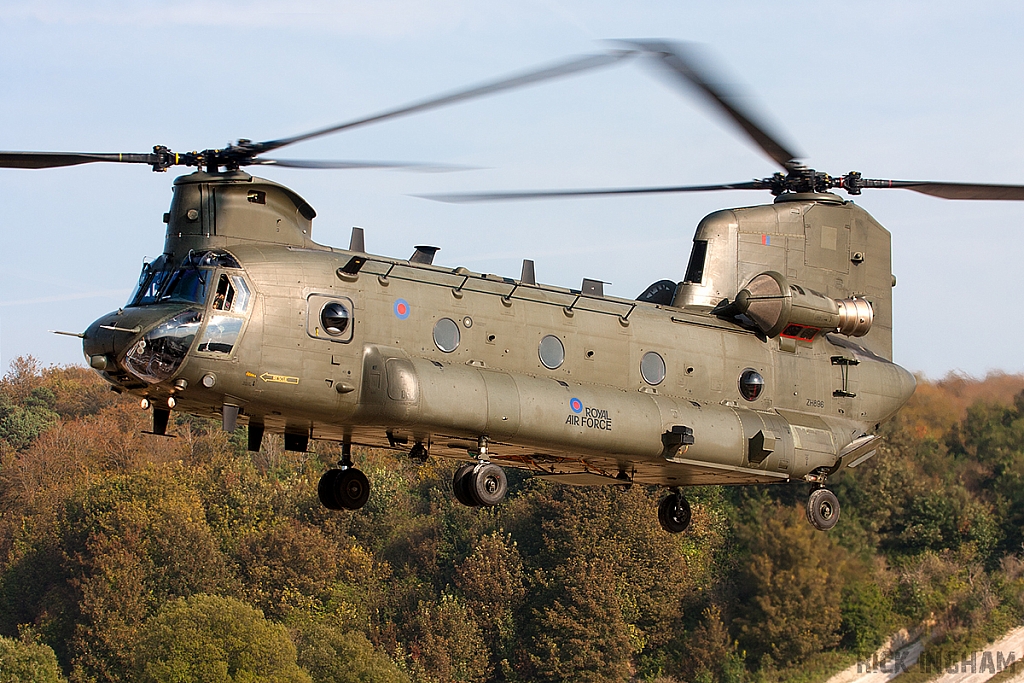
[1,0,1022,379]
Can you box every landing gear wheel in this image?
[806,487,840,531]
[335,468,371,510]
[318,469,344,510]
[466,463,507,507]
[452,464,479,507]
[658,492,692,533]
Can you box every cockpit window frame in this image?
[193,267,254,359]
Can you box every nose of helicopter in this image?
[83,305,200,383]
[83,309,146,371]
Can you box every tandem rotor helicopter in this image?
[4,41,1023,533]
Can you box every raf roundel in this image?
[569,398,583,414]
[393,298,411,320]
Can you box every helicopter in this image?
[3,41,1022,534]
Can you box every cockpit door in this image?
[195,271,253,357]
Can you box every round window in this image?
[538,335,565,370]
[640,351,666,386]
[433,318,460,353]
[320,301,351,336]
[739,369,765,401]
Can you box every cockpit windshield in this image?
[159,268,209,305]
[127,251,241,308]
[128,255,169,306]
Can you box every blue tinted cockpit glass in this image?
[128,250,239,307]
[128,256,171,307]
[159,268,209,305]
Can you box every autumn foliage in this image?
[0,358,1023,683]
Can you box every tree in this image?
[293,619,409,683]
[0,633,67,683]
[133,594,311,683]
[682,605,745,683]
[50,468,226,680]
[839,580,894,657]
[454,532,525,672]
[521,555,633,683]
[733,503,845,666]
[234,520,346,620]
[948,392,1024,556]
[0,387,57,451]
[407,593,490,683]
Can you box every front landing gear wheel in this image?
[336,468,371,510]
[467,463,507,507]
[806,488,840,531]
[452,463,508,507]
[658,492,692,533]
[452,464,479,507]
[318,469,344,510]
[318,468,371,510]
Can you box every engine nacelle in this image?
[733,271,872,338]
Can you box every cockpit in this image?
[119,250,252,384]
[127,250,243,307]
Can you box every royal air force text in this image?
[565,407,613,431]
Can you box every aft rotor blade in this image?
[627,40,801,169]
[251,158,473,172]
[0,151,160,169]
[859,179,1024,201]
[420,181,764,203]
[254,50,636,155]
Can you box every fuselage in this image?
[83,214,914,487]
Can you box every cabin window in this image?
[320,301,351,336]
[307,295,354,343]
[739,369,765,401]
[641,351,666,386]
[538,335,565,370]
[684,240,708,284]
[433,318,460,353]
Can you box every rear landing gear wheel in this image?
[453,464,479,507]
[318,468,371,510]
[806,487,840,531]
[658,491,691,533]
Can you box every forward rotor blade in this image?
[626,40,800,169]
[254,50,636,155]
[420,181,764,203]
[860,179,1024,201]
[251,158,473,172]
[0,151,159,169]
